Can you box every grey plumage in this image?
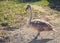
[25,4,54,39]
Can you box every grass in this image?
[0,1,26,27]
[30,0,49,5]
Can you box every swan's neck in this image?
[28,7,32,24]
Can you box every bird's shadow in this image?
[29,38,53,43]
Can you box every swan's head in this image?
[25,4,31,11]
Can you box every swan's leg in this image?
[38,32,43,40]
[34,32,40,40]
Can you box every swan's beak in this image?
[25,5,29,11]
[25,7,28,11]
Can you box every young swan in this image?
[25,4,55,39]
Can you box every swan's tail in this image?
[53,29,57,32]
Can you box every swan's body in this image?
[25,4,54,39]
[29,19,53,32]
